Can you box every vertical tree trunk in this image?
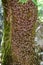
[2,0,40,65]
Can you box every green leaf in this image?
[32,0,37,6]
[19,0,28,4]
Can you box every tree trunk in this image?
[2,0,40,65]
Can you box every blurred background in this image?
[32,0,43,65]
[0,0,3,65]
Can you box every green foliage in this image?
[32,0,37,6]
[32,0,43,22]
[19,0,28,4]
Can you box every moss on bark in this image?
[2,0,13,65]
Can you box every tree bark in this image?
[2,0,40,65]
